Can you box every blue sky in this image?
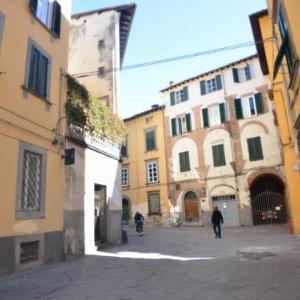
[72,0,267,118]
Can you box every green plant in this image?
[65,74,125,143]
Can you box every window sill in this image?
[145,148,158,153]
[148,212,162,217]
[122,185,130,189]
[146,181,160,185]
[30,12,60,39]
[22,85,52,105]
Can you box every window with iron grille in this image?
[121,166,129,187]
[147,160,158,183]
[21,151,42,211]
[148,191,160,215]
[20,241,39,264]
[212,195,236,201]
[16,142,47,219]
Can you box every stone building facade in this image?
[161,55,286,227]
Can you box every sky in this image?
[72,0,267,119]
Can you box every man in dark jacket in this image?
[134,211,144,235]
[211,206,224,238]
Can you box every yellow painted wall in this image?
[258,5,300,233]
[0,1,70,237]
[122,108,170,224]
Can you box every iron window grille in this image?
[212,195,236,201]
[21,151,42,211]
[20,241,39,264]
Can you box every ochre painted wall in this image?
[0,0,70,237]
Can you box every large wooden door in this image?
[184,191,199,221]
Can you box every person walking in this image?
[211,206,224,238]
[134,211,144,236]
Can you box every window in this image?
[274,5,297,78]
[0,11,5,50]
[20,241,39,264]
[147,160,158,183]
[121,166,129,187]
[234,93,264,120]
[25,40,51,100]
[16,142,47,219]
[200,74,222,95]
[212,195,235,201]
[171,113,192,136]
[247,137,264,161]
[170,86,188,105]
[232,65,251,83]
[30,0,61,37]
[212,144,226,167]
[121,136,128,157]
[145,129,156,151]
[293,114,300,155]
[179,151,190,172]
[202,103,227,128]
[148,191,160,215]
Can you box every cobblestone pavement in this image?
[1,225,300,300]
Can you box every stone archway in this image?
[184,191,199,221]
[250,174,287,225]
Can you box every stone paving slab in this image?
[1,225,300,300]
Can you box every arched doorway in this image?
[122,198,130,225]
[184,191,199,221]
[250,174,287,225]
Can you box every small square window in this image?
[20,241,39,264]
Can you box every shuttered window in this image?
[179,151,190,172]
[148,192,160,215]
[27,43,50,99]
[145,129,156,151]
[247,137,264,161]
[202,103,227,128]
[30,0,61,37]
[212,144,226,167]
[232,65,251,83]
[200,75,222,95]
[171,114,192,136]
[170,86,189,106]
[235,93,264,120]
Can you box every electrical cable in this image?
[72,38,274,78]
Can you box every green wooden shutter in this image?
[38,55,48,98]
[28,46,40,92]
[255,92,264,114]
[245,65,251,80]
[51,1,61,37]
[247,137,263,161]
[179,152,190,172]
[182,86,189,101]
[216,74,222,90]
[171,118,177,136]
[232,68,239,83]
[185,114,191,132]
[212,145,226,167]
[219,103,226,123]
[234,98,244,120]
[202,108,209,128]
[170,92,175,106]
[200,80,206,95]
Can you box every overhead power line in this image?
[72,38,273,78]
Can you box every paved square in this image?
[1,225,300,300]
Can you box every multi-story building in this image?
[249,1,300,234]
[161,55,286,227]
[0,0,70,276]
[121,105,170,226]
[64,4,136,256]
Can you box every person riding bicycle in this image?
[134,211,144,235]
